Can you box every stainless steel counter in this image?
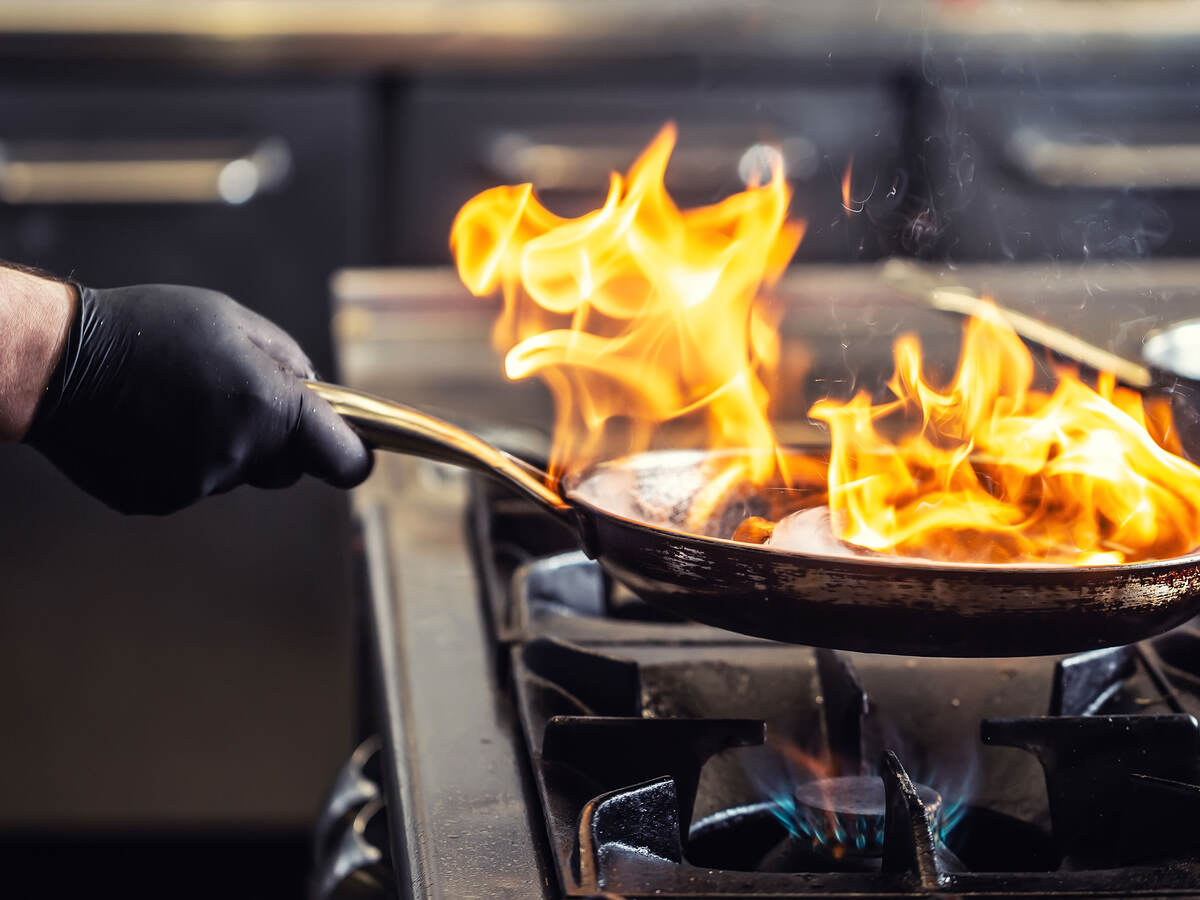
[332,260,1200,415]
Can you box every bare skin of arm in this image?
[0,267,75,442]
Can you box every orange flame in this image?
[451,122,805,483]
[841,156,855,214]
[809,306,1200,564]
[451,123,1200,567]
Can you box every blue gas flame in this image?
[747,740,976,854]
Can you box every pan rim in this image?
[561,447,1200,577]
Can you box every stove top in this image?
[335,263,1200,899]
[500,507,1200,895]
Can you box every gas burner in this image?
[742,774,953,876]
[509,634,1200,895]
[787,775,942,859]
[688,796,1060,877]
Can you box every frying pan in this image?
[308,380,1200,658]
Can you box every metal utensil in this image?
[309,380,1200,658]
[880,258,1200,463]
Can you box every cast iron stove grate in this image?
[472,475,1200,895]
[506,607,1200,897]
[510,634,1200,896]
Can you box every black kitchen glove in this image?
[25,283,373,515]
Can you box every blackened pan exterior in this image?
[568,500,1200,657]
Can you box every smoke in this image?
[896,35,1174,264]
[1067,195,1173,260]
[904,45,980,259]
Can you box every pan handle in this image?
[879,258,1154,390]
[305,380,572,518]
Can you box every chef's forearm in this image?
[0,265,75,442]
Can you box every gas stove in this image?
[488,478,1200,895]
[321,263,1200,899]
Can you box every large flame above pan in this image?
[451,122,803,486]
[451,123,1200,566]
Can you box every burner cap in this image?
[792,775,942,857]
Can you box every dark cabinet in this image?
[917,85,1200,262]
[0,78,373,826]
[0,79,373,371]
[392,82,908,265]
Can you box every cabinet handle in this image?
[0,137,291,204]
[483,130,819,189]
[1008,127,1200,189]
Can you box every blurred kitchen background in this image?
[0,0,1198,896]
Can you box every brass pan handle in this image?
[305,380,571,517]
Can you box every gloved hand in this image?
[25,283,373,515]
